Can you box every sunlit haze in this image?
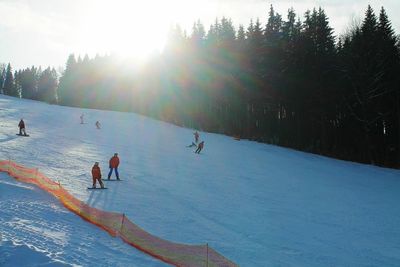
[0,0,399,69]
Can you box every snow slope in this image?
[1,94,400,266]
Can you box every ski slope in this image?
[1,94,400,266]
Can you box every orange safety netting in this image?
[0,160,237,267]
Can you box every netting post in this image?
[7,157,11,174]
[120,213,125,234]
[35,168,39,179]
[206,243,209,267]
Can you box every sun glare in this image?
[79,0,182,59]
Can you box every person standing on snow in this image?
[194,131,199,143]
[80,114,84,124]
[108,153,120,180]
[195,141,204,154]
[18,119,27,136]
[95,121,101,129]
[91,162,104,188]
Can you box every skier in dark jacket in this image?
[195,141,204,154]
[18,119,27,136]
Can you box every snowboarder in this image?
[91,162,104,188]
[80,114,84,124]
[195,141,204,154]
[18,119,27,136]
[108,153,120,180]
[194,131,199,143]
[95,121,101,129]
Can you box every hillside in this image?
[1,95,400,266]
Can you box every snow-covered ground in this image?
[1,94,400,266]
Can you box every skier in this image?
[91,162,104,188]
[194,131,199,143]
[195,141,204,154]
[18,119,27,136]
[80,114,84,124]
[108,153,120,180]
[95,121,101,129]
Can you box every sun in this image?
[78,0,178,59]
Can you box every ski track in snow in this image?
[1,95,400,266]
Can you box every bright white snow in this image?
[1,94,400,266]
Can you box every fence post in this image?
[35,168,39,179]
[206,243,209,267]
[7,157,11,174]
[120,213,125,235]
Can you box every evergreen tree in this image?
[14,70,21,97]
[0,64,6,94]
[237,25,246,41]
[58,54,77,105]
[191,20,205,45]
[376,7,400,164]
[340,5,383,163]
[19,67,38,100]
[3,63,16,97]
[37,67,58,103]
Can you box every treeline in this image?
[0,63,58,103]
[2,4,400,167]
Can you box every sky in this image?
[0,0,399,70]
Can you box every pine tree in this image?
[3,63,16,97]
[191,20,205,45]
[37,67,58,103]
[21,66,40,100]
[0,64,6,94]
[14,70,21,97]
[58,54,77,105]
[237,25,246,41]
[339,5,383,163]
[376,7,400,165]
[265,5,282,39]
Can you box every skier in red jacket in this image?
[108,153,120,180]
[91,162,104,188]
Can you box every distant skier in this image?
[194,131,199,143]
[108,153,120,180]
[95,121,101,129]
[18,119,27,136]
[80,114,84,124]
[195,141,204,154]
[91,162,104,188]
